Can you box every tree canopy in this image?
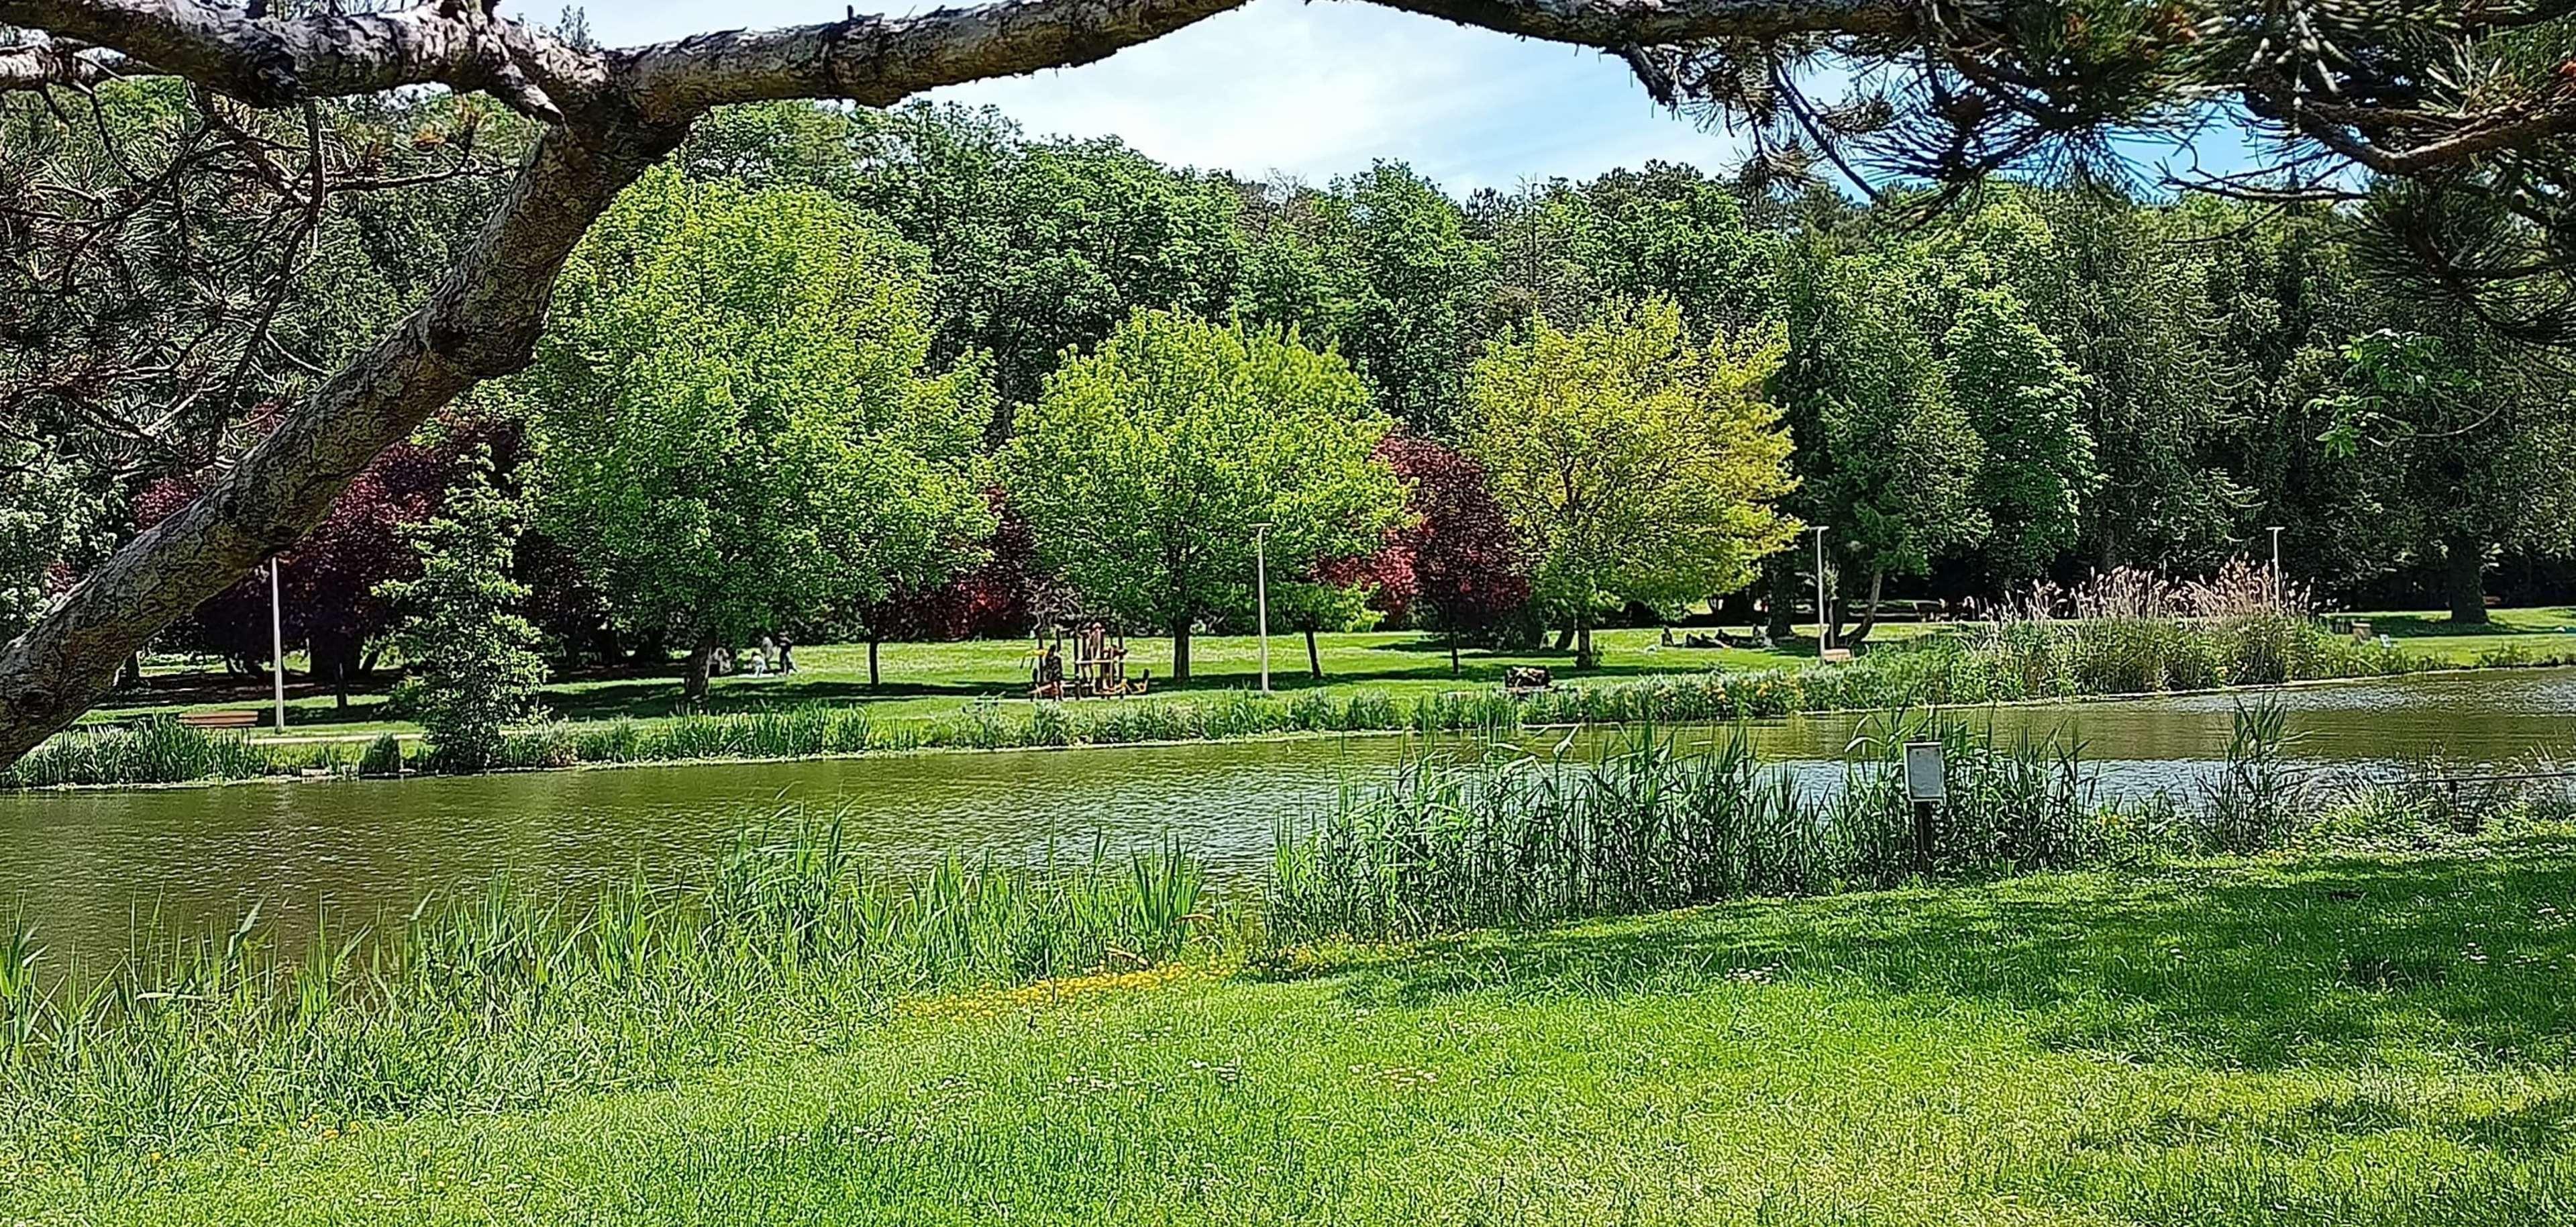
[523,168,994,698]
[1467,297,1799,667]
[1002,309,1404,681]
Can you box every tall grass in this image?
[1268,700,2348,944]
[0,717,356,788]
[0,818,1215,1161]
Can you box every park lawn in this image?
[73,624,1908,740]
[22,836,2576,1225]
[2349,604,2576,667]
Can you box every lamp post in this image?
[267,558,287,732]
[1253,522,1272,695]
[1812,525,1831,654]
[2267,526,2285,603]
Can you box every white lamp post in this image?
[1812,525,1831,653]
[268,558,287,732]
[2267,526,2285,603]
[1253,522,1272,695]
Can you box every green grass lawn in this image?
[79,606,2576,744]
[82,624,1921,740]
[26,836,2575,1224]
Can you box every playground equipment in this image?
[1029,620,1151,700]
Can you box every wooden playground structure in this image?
[1029,620,1151,700]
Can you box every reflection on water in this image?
[3,667,2572,964]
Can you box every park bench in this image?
[176,710,261,730]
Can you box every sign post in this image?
[1902,740,1946,873]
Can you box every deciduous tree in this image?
[1002,309,1404,682]
[523,168,993,700]
[1467,297,1797,668]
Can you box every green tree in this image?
[1002,310,1405,682]
[374,450,545,773]
[524,168,994,700]
[1308,163,1493,437]
[1467,298,1800,668]
[0,442,97,644]
[1771,238,1986,645]
[1938,285,2098,587]
[2314,328,2576,624]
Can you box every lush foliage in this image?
[1467,298,1798,664]
[374,451,547,773]
[524,168,994,695]
[1002,310,1406,679]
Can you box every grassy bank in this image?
[21,608,2545,788]
[11,830,2573,1222]
[8,710,2576,1222]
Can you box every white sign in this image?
[1903,741,1947,803]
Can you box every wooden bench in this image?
[177,709,262,730]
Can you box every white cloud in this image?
[548,0,1753,190]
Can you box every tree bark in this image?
[1170,618,1191,683]
[868,637,881,687]
[1304,626,1321,679]
[682,632,717,705]
[2444,534,2490,625]
[1449,630,1461,677]
[1576,611,1597,670]
[1843,567,1886,649]
[1764,556,1796,641]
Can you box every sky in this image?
[554,0,1761,193]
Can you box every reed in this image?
[0,718,354,788]
[0,818,1216,1161]
[1268,700,2318,943]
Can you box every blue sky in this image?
[559,0,1761,192]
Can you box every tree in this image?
[1002,309,1404,682]
[523,169,994,701]
[2314,328,2576,624]
[136,421,464,702]
[1376,434,1530,675]
[0,440,95,644]
[1771,235,1986,646]
[10,0,2576,767]
[1937,285,2097,588]
[1304,163,1493,436]
[374,449,544,773]
[1467,298,1798,669]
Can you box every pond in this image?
[5,667,2573,966]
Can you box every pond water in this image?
[4,667,2573,965]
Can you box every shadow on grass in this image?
[1304,833,2576,1075]
[2365,610,2576,639]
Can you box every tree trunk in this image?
[1170,618,1192,683]
[1576,611,1598,670]
[0,119,686,767]
[868,637,881,687]
[1551,624,1576,652]
[1765,557,1796,640]
[1304,626,1321,679]
[2445,534,2490,624]
[683,634,717,705]
[1843,568,1887,649]
[1449,630,1461,677]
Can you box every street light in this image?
[1253,522,1273,695]
[267,558,287,732]
[2267,526,2285,603]
[1812,525,1831,654]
